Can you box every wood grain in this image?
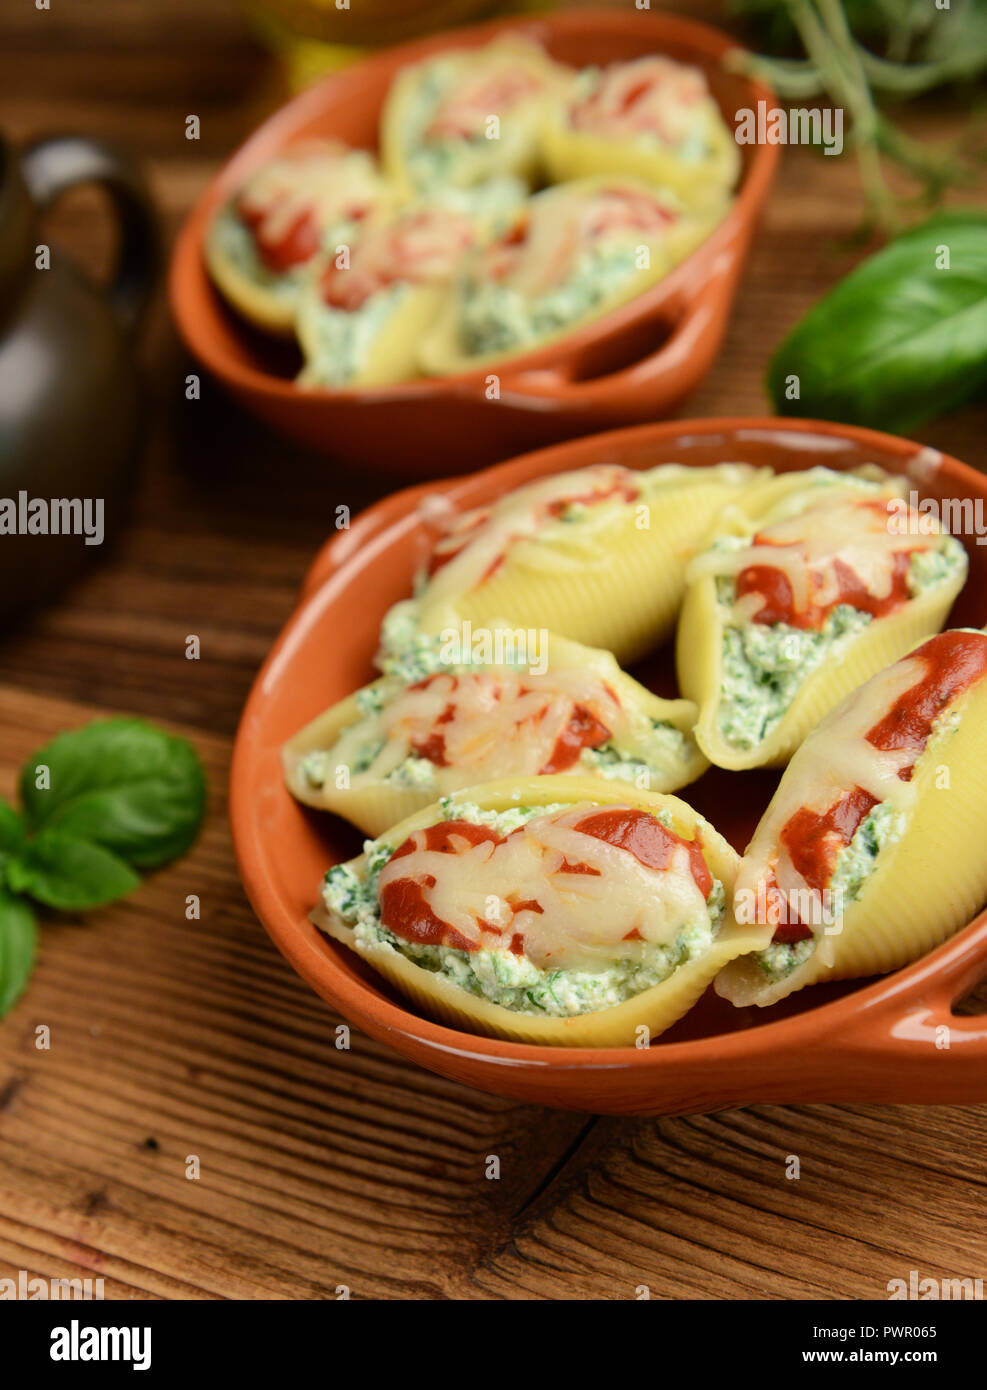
[0,0,985,1301]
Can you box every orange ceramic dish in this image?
[168,9,778,472]
[230,418,987,1116]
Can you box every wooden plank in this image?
[469,1106,987,1299]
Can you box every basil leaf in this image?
[6,830,141,910]
[768,211,987,433]
[0,887,37,1016]
[19,718,206,869]
[0,799,25,859]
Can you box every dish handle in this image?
[20,134,159,333]
[825,923,987,1083]
[498,247,736,416]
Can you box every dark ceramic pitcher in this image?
[0,133,157,614]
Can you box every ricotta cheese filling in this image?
[459,241,651,357]
[300,653,690,795]
[298,283,411,387]
[398,50,550,188]
[756,800,906,983]
[455,185,680,358]
[712,531,967,752]
[296,182,525,386]
[740,629,987,985]
[322,799,726,1018]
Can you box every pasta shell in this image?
[418,176,722,377]
[411,461,763,665]
[676,469,968,769]
[380,35,569,195]
[312,775,773,1047]
[282,629,708,836]
[204,143,393,335]
[297,281,451,389]
[295,182,525,388]
[205,207,300,336]
[716,630,987,1007]
[540,58,740,214]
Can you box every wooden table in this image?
[1,0,985,1301]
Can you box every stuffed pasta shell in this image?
[313,776,772,1046]
[419,177,721,374]
[283,628,707,835]
[717,628,987,1007]
[382,460,759,666]
[677,468,968,770]
[205,140,393,335]
[295,182,524,388]
[380,35,569,194]
[541,55,740,213]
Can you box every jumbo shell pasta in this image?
[295,184,525,389]
[540,54,740,213]
[380,35,569,194]
[312,775,773,1047]
[205,140,393,335]
[716,629,987,1007]
[403,461,761,666]
[418,177,723,376]
[282,628,708,835]
[676,468,968,770]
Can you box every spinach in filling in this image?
[755,799,906,984]
[322,800,724,1018]
[302,623,691,794]
[716,538,967,751]
[579,720,689,786]
[459,243,645,358]
[298,284,409,388]
[717,597,871,751]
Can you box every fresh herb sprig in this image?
[730,0,987,229]
[0,718,207,1017]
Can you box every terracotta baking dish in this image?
[230,417,987,1115]
[169,9,778,472]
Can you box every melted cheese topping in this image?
[479,185,677,299]
[235,140,382,250]
[320,205,476,312]
[353,668,624,780]
[690,489,931,624]
[569,56,709,144]
[378,806,709,971]
[427,63,546,142]
[424,463,642,599]
[411,36,559,147]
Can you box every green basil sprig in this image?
[768,210,987,433]
[0,718,206,1016]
